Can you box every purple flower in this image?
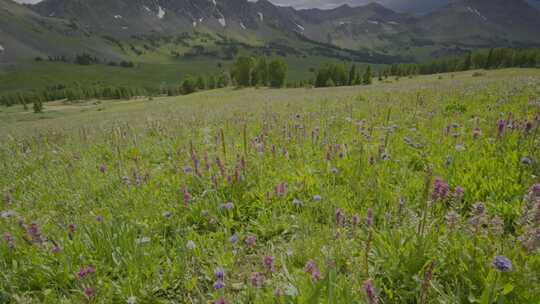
[304,260,321,281]
[432,179,449,201]
[313,195,322,202]
[275,182,288,197]
[250,272,264,287]
[4,233,14,249]
[335,208,345,226]
[292,199,303,207]
[492,255,512,272]
[263,255,274,272]
[220,202,234,210]
[229,234,238,244]
[99,164,107,173]
[214,267,225,281]
[96,215,104,222]
[213,280,225,290]
[182,186,191,206]
[363,280,378,304]
[245,235,257,247]
[84,287,95,299]
[330,167,338,174]
[214,298,227,304]
[365,208,374,227]
[68,223,77,234]
[352,215,360,226]
[497,119,506,138]
[274,287,284,297]
[77,266,96,279]
[473,128,482,139]
[521,157,532,166]
[27,223,43,244]
[52,245,62,253]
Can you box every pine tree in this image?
[363,66,373,85]
[348,64,357,86]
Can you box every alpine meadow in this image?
[1,0,540,304]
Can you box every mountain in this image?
[1,0,540,65]
[0,0,122,64]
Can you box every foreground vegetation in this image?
[1,69,540,303]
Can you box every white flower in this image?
[186,240,196,250]
[127,296,137,304]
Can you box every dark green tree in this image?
[363,66,373,85]
[268,59,288,88]
[182,75,197,95]
[232,56,254,87]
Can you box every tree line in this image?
[314,63,373,87]
[382,47,540,77]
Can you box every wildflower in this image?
[454,186,464,201]
[365,208,374,227]
[432,179,449,201]
[214,267,225,281]
[352,215,360,226]
[497,119,506,137]
[313,195,322,202]
[182,186,191,205]
[472,202,486,217]
[304,260,321,281]
[362,280,378,304]
[229,233,238,244]
[524,121,533,134]
[99,164,107,173]
[162,211,172,218]
[183,166,193,174]
[4,233,14,249]
[220,202,234,210]
[521,157,532,166]
[213,280,225,290]
[335,208,345,226]
[275,182,288,197]
[84,287,95,299]
[121,175,130,185]
[492,255,512,272]
[519,228,540,252]
[214,298,227,304]
[52,245,62,253]
[473,127,482,139]
[77,266,96,279]
[292,199,303,207]
[245,235,257,247]
[204,152,211,171]
[127,296,137,304]
[250,272,264,287]
[186,240,196,250]
[27,223,43,244]
[263,255,274,272]
[330,167,338,174]
[69,223,77,234]
[96,215,104,222]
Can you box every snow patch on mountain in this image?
[0,44,5,52]
[467,6,487,21]
[157,6,165,19]
[257,12,263,22]
[114,15,122,19]
[218,17,226,27]
[240,22,247,30]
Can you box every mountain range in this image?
[1,0,539,65]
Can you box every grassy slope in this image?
[0,57,381,94]
[1,68,538,135]
[0,68,539,303]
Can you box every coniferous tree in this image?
[268,59,288,88]
[363,66,373,85]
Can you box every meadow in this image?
[1,69,539,303]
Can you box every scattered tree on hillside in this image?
[182,75,197,95]
[363,66,373,85]
[268,59,288,88]
[232,56,254,87]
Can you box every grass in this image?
[1,68,540,303]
